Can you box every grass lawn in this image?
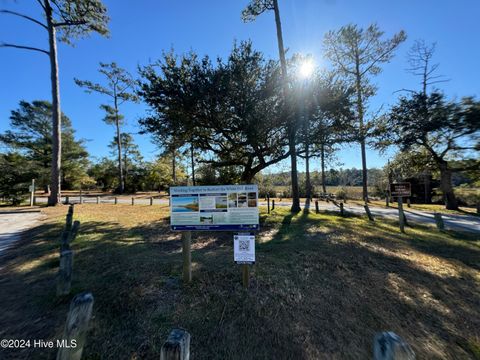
[1,204,479,359]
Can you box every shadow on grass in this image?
[0,208,479,359]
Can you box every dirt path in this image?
[0,210,45,254]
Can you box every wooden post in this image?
[79,189,82,204]
[182,231,192,283]
[57,250,73,296]
[340,202,344,217]
[65,196,69,204]
[373,332,415,360]
[398,197,405,233]
[114,197,118,205]
[315,200,319,214]
[150,197,153,206]
[434,212,445,230]
[385,192,389,207]
[267,195,270,214]
[29,178,35,207]
[96,196,99,204]
[160,328,191,360]
[57,292,94,360]
[364,204,374,221]
[407,198,411,208]
[132,197,135,206]
[242,264,249,289]
[272,200,275,211]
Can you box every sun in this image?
[298,58,315,79]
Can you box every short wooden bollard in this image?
[398,197,405,233]
[132,197,135,206]
[96,196,99,204]
[57,250,73,296]
[340,202,344,217]
[407,198,411,208]
[315,200,319,214]
[182,231,192,283]
[65,196,69,204]
[150,197,154,206]
[57,292,94,360]
[364,204,374,221]
[267,195,270,214]
[373,332,415,360]
[160,328,191,360]
[434,212,445,230]
[271,200,275,211]
[114,197,118,205]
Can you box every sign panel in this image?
[390,182,411,197]
[170,185,259,231]
[234,233,255,264]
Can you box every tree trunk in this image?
[305,141,311,199]
[114,94,124,193]
[321,144,327,194]
[355,56,368,202]
[190,142,196,186]
[46,0,61,206]
[439,162,458,210]
[172,149,176,185]
[273,0,300,213]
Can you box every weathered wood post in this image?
[65,196,69,204]
[315,200,319,214]
[373,332,415,360]
[160,328,191,360]
[182,231,192,283]
[79,190,83,204]
[30,178,35,207]
[57,292,94,360]
[364,204,374,221]
[272,200,275,211]
[407,198,411,208]
[242,264,249,289]
[340,202,344,217]
[57,250,73,296]
[114,197,118,205]
[398,197,405,233]
[96,196,99,204]
[150,197,154,206]
[434,212,445,230]
[385,191,389,207]
[267,195,270,214]
[131,197,135,206]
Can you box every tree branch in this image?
[0,42,50,56]
[0,9,48,30]
[53,20,88,27]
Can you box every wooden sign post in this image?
[182,231,192,283]
[29,179,35,207]
[390,183,411,233]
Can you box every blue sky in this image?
[1,0,479,174]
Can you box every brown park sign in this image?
[390,182,411,197]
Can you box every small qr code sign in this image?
[234,233,255,264]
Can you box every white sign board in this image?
[170,185,259,231]
[234,233,255,264]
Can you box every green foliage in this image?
[241,0,274,22]
[138,41,289,182]
[0,152,34,204]
[0,100,90,190]
[51,0,110,44]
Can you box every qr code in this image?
[239,239,250,252]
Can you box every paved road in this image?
[0,210,45,254]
